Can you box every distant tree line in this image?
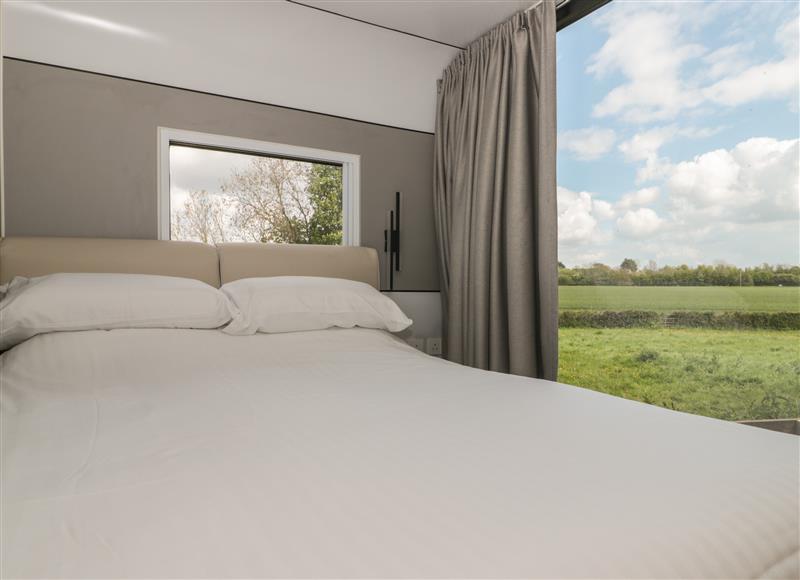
[558,260,800,287]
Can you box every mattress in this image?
[1,327,798,578]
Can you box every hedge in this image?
[559,310,800,330]
[559,310,661,328]
[666,311,800,331]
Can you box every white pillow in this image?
[222,276,412,335]
[0,273,235,349]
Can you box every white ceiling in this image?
[2,0,460,132]
[297,0,531,48]
[1,1,534,131]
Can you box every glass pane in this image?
[169,145,343,244]
[556,1,800,421]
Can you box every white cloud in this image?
[618,127,675,162]
[702,17,798,108]
[776,13,800,53]
[588,7,705,123]
[590,7,799,122]
[606,137,799,262]
[593,199,616,220]
[618,126,676,183]
[558,138,800,266]
[637,158,674,184]
[169,145,252,194]
[557,187,597,244]
[619,125,724,184]
[678,126,724,139]
[702,57,798,108]
[637,241,703,265]
[668,150,740,211]
[616,208,664,239]
[667,137,800,224]
[557,186,614,245]
[571,251,607,266]
[702,41,754,80]
[616,187,661,210]
[618,125,724,160]
[558,127,616,160]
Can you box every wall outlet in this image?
[426,337,442,356]
[407,338,425,352]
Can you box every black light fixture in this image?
[384,191,401,290]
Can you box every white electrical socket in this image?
[407,338,425,352]
[426,337,442,356]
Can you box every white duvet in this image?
[1,328,798,579]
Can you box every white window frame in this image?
[157,127,360,245]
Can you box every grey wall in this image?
[2,58,439,291]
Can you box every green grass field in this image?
[559,285,800,313]
[558,328,800,421]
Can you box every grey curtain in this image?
[433,2,558,380]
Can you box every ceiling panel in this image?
[296,1,530,48]
[2,0,458,132]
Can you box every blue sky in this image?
[556,0,799,268]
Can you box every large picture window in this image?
[556,1,799,421]
[157,128,360,245]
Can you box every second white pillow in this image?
[222,276,412,335]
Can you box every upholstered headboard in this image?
[217,243,379,288]
[0,237,380,289]
[0,237,220,286]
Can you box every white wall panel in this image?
[1,1,457,132]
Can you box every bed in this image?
[1,237,798,579]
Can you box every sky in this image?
[556,0,800,268]
[169,145,253,214]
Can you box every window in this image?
[157,128,360,245]
[556,2,799,422]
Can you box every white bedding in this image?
[1,328,798,579]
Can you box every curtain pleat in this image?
[433,3,558,379]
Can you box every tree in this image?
[555,261,800,286]
[222,157,314,244]
[558,261,566,269]
[218,157,343,245]
[620,258,638,272]
[306,164,343,245]
[170,190,228,244]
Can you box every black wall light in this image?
[384,191,401,290]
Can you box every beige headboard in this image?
[217,243,380,289]
[0,237,380,289]
[0,237,220,286]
